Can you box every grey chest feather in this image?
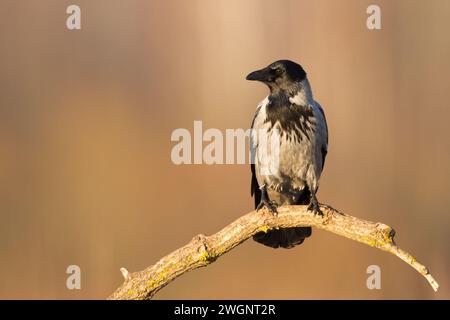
[251,97,327,198]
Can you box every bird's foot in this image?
[307,198,323,216]
[256,199,278,215]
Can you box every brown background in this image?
[0,0,449,299]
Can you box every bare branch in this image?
[108,204,439,300]
[120,268,130,280]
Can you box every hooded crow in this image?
[247,60,328,249]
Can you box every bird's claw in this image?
[308,200,323,216]
[256,200,278,215]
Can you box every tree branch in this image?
[108,204,439,300]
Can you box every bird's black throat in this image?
[264,89,314,142]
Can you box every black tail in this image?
[252,187,312,249]
[253,226,311,248]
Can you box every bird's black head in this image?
[246,60,307,93]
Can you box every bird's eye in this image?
[272,67,283,75]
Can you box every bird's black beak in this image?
[246,68,270,82]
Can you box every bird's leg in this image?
[256,185,278,215]
[308,191,323,216]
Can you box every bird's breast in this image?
[251,102,323,195]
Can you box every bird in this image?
[246,60,328,249]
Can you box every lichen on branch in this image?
[108,204,439,300]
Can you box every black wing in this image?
[250,105,262,209]
[317,103,328,171]
[251,163,261,209]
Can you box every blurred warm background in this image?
[0,0,449,299]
